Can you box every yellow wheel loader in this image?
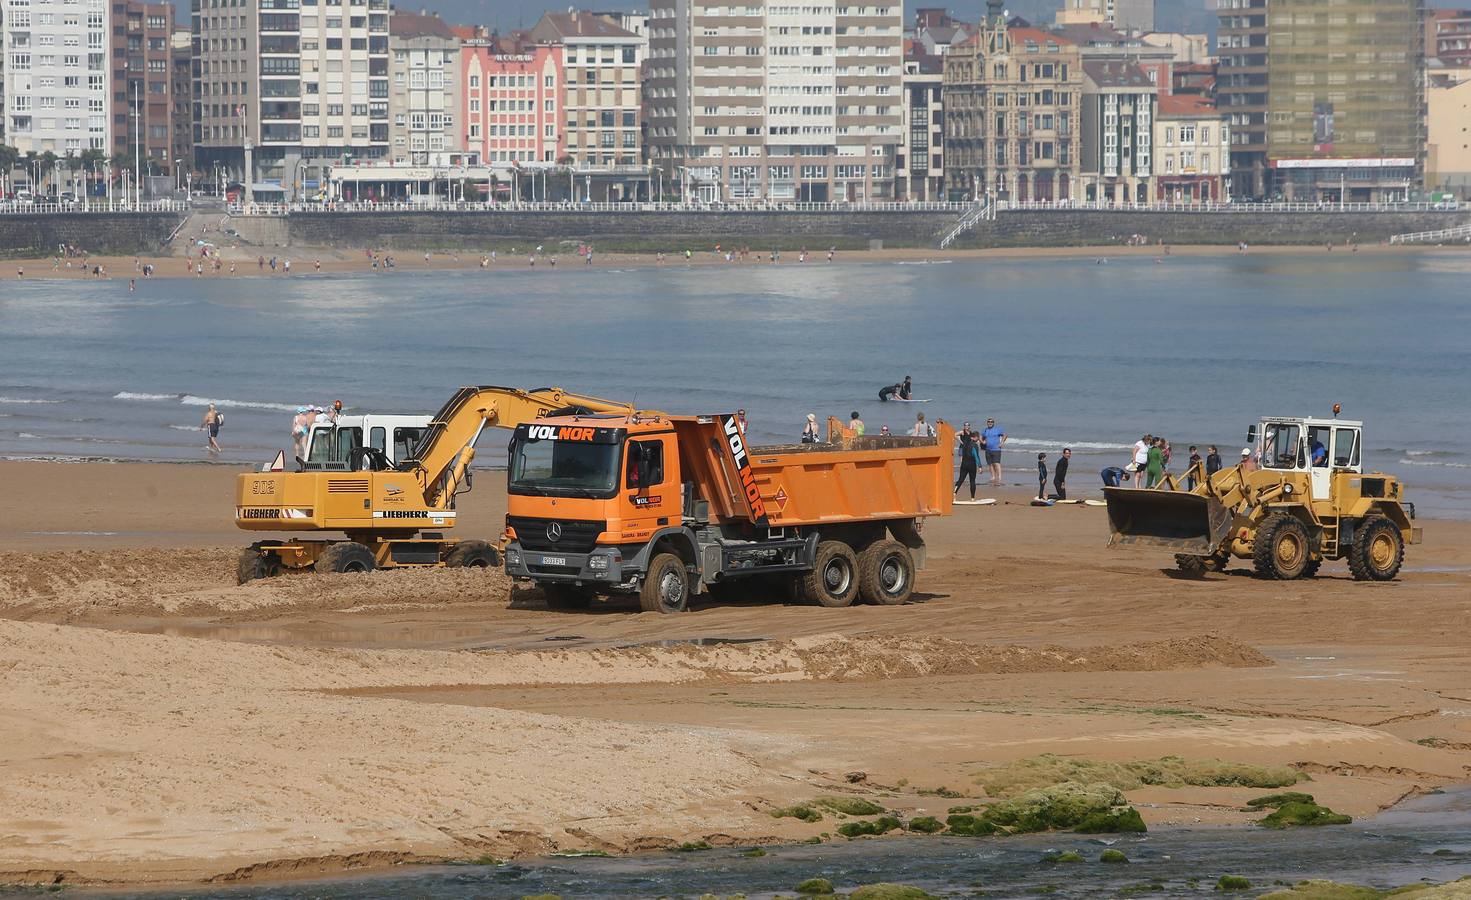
[234,386,636,582]
[1104,415,1420,580]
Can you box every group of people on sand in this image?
[1099,435,1229,490]
[290,401,342,459]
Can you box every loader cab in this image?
[1254,417,1362,501]
[304,415,431,471]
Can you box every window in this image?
[1261,424,1302,470]
[1331,427,1360,468]
[625,440,663,489]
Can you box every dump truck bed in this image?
[672,417,954,527]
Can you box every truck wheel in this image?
[543,584,594,610]
[237,545,280,584]
[1348,516,1404,582]
[640,553,690,613]
[1252,514,1310,580]
[446,540,500,569]
[858,540,915,605]
[803,541,860,608]
[315,541,376,575]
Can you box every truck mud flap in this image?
[1104,488,1232,555]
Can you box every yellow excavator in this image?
[234,385,636,582]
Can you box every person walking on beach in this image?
[202,404,223,452]
[1206,445,1222,479]
[1131,434,1152,488]
[1054,448,1070,500]
[955,423,980,499]
[1187,445,1202,490]
[1037,453,1049,499]
[849,411,866,436]
[908,412,934,437]
[981,417,1006,487]
[736,409,748,434]
[802,413,820,443]
[1240,447,1256,473]
[1145,437,1165,488]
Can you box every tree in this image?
[0,144,19,192]
[39,151,58,192]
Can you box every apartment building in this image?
[646,1,904,202]
[530,11,641,168]
[1154,92,1229,201]
[944,11,1084,202]
[461,33,564,166]
[112,0,174,173]
[170,27,192,176]
[2,0,112,156]
[1219,0,1426,200]
[897,43,943,200]
[388,10,459,164]
[193,0,390,197]
[1055,0,1155,32]
[1428,9,1471,69]
[1080,60,1154,202]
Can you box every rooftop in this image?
[1157,92,1218,117]
[389,10,457,40]
[1083,59,1153,88]
[531,11,638,42]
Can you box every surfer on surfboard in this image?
[879,375,914,402]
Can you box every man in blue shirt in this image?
[981,417,1006,487]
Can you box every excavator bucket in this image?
[1103,488,1233,555]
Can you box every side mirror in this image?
[1246,425,1258,444]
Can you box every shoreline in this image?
[7,240,1466,283]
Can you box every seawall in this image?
[0,212,188,258]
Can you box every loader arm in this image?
[411,386,639,508]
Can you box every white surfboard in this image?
[1083,499,1108,507]
[890,397,934,403]
[954,498,996,506]
[1054,499,1085,505]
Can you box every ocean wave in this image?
[168,424,201,432]
[0,396,63,404]
[16,432,41,439]
[114,391,183,402]
[1003,437,1134,451]
[1398,458,1471,469]
[179,395,298,413]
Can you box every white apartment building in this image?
[194,0,389,198]
[530,11,642,168]
[388,11,459,164]
[3,0,111,157]
[646,1,903,202]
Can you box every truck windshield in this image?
[509,439,620,497]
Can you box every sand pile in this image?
[0,548,513,619]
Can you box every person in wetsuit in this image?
[954,423,981,499]
[898,375,913,400]
[878,382,901,401]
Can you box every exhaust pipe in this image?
[1103,487,1232,555]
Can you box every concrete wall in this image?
[0,212,188,258]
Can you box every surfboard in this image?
[1083,499,1108,507]
[1030,498,1055,507]
[954,498,996,506]
[890,397,933,403]
[1054,499,1084,505]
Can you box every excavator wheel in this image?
[640,553,690,613]
[858,539,915,605]
[802,540,860,608]
[1253,513,1311,580]
[1348,515,1404,582]
[542,584,594,610]
[446,540,500,569]
[237,544,281,584]
[315,541,376,575]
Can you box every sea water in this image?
[1,252,1467,518]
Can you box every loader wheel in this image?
[1174,554,1207,577]
[1205,550,1231,573]
[803,540,860,608]
[858,540,915,605]
[1301,558,1323,579]
[1253,514,1310,580]
[315,541,376,575]
[542,584,594,610]
[446,540,500,569]
[640,553,690,614]
[1348,516,1404,582]
[237,545,281,584]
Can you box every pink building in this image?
[462,36,565,166]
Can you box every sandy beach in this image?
[0,459,1468,886]
[7,238,1461,284]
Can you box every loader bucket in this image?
[1103,488,1232,555]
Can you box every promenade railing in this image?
[1389,222,1471,244]
[0,199,190,215]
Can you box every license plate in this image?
[540,556,567,566]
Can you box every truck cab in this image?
[303,415,430,471]
[1253,416,1362,503]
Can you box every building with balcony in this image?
[193,0,390,198]
[897,43,944,200]
[461,31,563,167]
[531,11,641,170]
[1153,92,1229,201]
[944,5,1084,202]
[1080,59,1154,202]
[171,28,193,178]
[1216,0,1268,197]
[2,0,112,157]
[1055,0,1155,32]
[112,0,174,175]
[646,0,902,202]
[388,10,459,164]
[1429,9,1471,69]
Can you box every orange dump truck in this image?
[503,412,954,612]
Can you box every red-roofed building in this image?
[1153,92,1231,201]
[461,33,565,168]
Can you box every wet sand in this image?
[7,240,1460,284]
[1,459,1469,886]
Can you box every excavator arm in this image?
[410,386,637,507]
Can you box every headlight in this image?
[506,550,521,565]
[588,555,608,570]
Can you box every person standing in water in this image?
[201,404,223,452]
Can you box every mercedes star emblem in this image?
[546,522,563,542]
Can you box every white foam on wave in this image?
[0,396,63,404]
[179,394,298,412]
[1003,437,1133,451]
[167,424,200,432]
[1399,457,1471,469]
[114,391,181,402]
